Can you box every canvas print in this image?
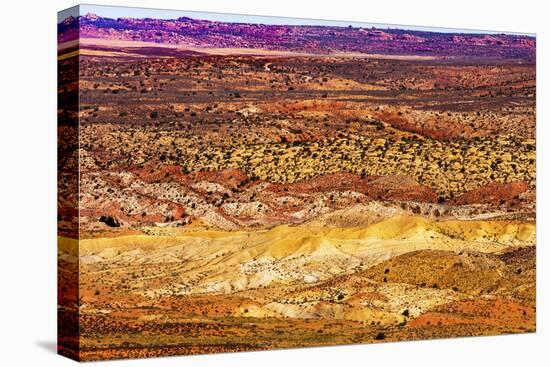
[57,4,536,361]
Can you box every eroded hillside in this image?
[58,34,536,360]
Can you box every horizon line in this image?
[58,4,536,37]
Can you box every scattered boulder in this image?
[99,215,121,227]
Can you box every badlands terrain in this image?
[58,13,535,360]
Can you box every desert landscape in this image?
[58,9,536,361]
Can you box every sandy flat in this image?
[59,37,438,60]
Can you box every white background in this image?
[0,0,548,365]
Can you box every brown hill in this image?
[452,181,529,205]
